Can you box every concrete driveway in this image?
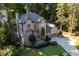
[50,37,79,56]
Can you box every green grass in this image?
[74,42,79,50]
[19,45,69,56]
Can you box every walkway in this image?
[50,37,79,56]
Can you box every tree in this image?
[56,3,78,34]
[56,3,67,31]
[0,3,18,55]
[27,3,57,22]
[67,4,78,33]
[15,4,32,48]
[40,27,45,38]
[73,4,79,31]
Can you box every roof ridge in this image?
[19,11,42,23]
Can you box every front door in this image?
[24,29,32,45]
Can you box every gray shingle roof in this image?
[19,12,42,23]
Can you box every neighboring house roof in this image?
[0,10,8,23]
[19,12,42,23]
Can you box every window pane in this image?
[27,24,31,28]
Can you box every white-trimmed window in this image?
[27,24,31,28]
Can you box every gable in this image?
[19,12,43,24]
[26,19,32,24]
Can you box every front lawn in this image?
[74,42,79,50]
[19,45,69,56]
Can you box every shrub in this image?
[10,45,18,56]
[11,37,20,48]
[0,47,13,56]
[28,34,36,47]
[40,27,45,37]
[0,27,6,44]
[50,41,57,46]
[45,35,51,42]
[0,45,18,56]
